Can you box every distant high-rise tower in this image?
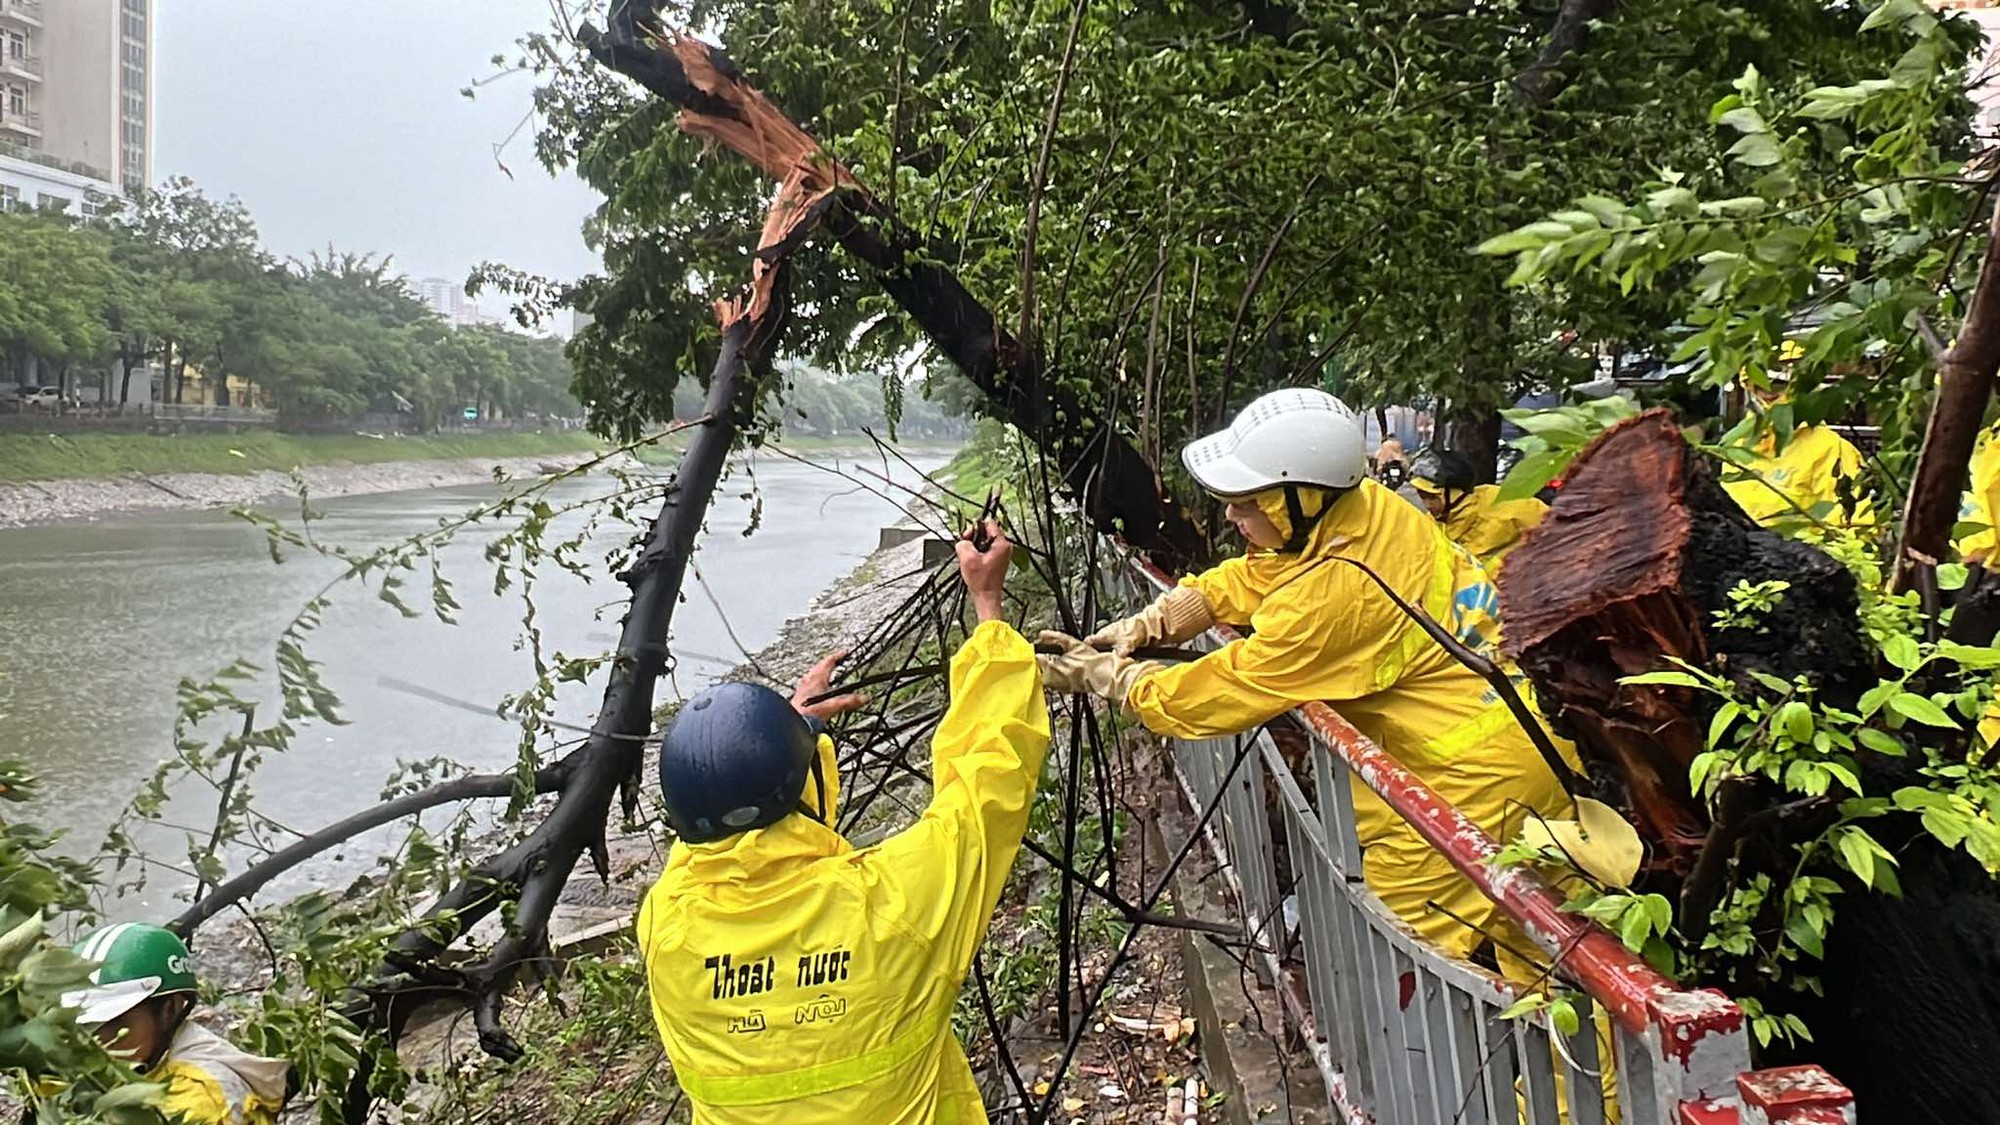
[0,0,150,215]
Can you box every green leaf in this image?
[1477,227,1560,257]
[1777,700,1814,743]
[1715,106,1769,135]
[1497,993,1550,1022]
[1880,634,1924,673]
[1939,641,2000,669]
[1618,907,1653,952]
[92,1084,165,1112]
[1708,701,1744,749]
[1837,829,1876,887]
[1577,195,1627,227]
[1857,681,1898,718]
[1623,670,1705,688]
[1889,692,1957,728]
[1549,996,1581,1038]
[1496,449,1571,503]
[1786,913,1826,959]
[1860,0,1931,33]
[1726,132,1784,168]
[1643,893,1673,935]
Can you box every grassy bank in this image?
[0,430,610,481]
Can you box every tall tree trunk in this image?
[1894,203,2000,591]
[1443,405,1503,484]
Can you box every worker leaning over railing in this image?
[1038,387,1592,969]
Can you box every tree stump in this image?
[1497,408,2000,1119]
[1499,409,1868,876]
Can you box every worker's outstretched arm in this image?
[868,525,1052,977]
[1126,566,1386,740]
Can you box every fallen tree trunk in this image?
[1499,408,2000,1117]
[579,3,1204,569]
[1499,409,1871,882]
[323,174,816,1121]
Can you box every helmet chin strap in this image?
[797,754,829,826]
[1279,484,1336,554]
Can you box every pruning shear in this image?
[969,486,1002,551]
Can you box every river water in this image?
[0,447,952,917]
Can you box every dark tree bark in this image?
[1500,411,1871,877]
[1895,202,2000,591]
[580,9,1203,568]
[1512,0,1618,106]
[1443,405,1503,484]
[1500,409,2000,1116]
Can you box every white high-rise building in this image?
[0,0,149,216]
[1940,1,2000,137]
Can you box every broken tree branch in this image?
[1512,0,1616,106]
[169,758,574,939]
[578,5,1203,567]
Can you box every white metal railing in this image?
[1121,554,1858,1125]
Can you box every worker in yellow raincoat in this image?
[62,923,290,1124]
[1409,447,1549,570]
[1721,422,1872,529]
[1958,423,2000,565]
[1720,343,1875,532]
[1040,388,1580,962]
[1957,425,2000,752]
[636,523,1048,1125]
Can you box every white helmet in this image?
[1182,388,1368,498]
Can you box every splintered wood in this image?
[1500,410,1715,864]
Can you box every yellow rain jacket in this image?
[1957,425,2000,565]
[637,621,1050,1125]
[1722,424,1872,531]
[153,1023,289,1125]
[1438,485,1548,570]
[1125,479,1577,958]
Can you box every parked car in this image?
[16,386,67,410]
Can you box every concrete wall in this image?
[37,0,115,179]
[0,149,114,214]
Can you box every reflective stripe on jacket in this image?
[638,621,1051,1124]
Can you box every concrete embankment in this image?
[0,453,604,529]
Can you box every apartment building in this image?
[0,0,150,216]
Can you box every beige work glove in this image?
[1037,631,1161,714]
[1084,586,1214,656]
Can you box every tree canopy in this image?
[0,178,584,431]
[515,0,1942,478]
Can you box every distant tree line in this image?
[0,177,579,431]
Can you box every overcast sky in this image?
[154,0,604,302]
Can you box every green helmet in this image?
[61,923,198,1026]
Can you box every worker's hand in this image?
[956,520,1011,623]
[1035,630,1148,702]
[791,650,867,722]
[1085,587,1214,656]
